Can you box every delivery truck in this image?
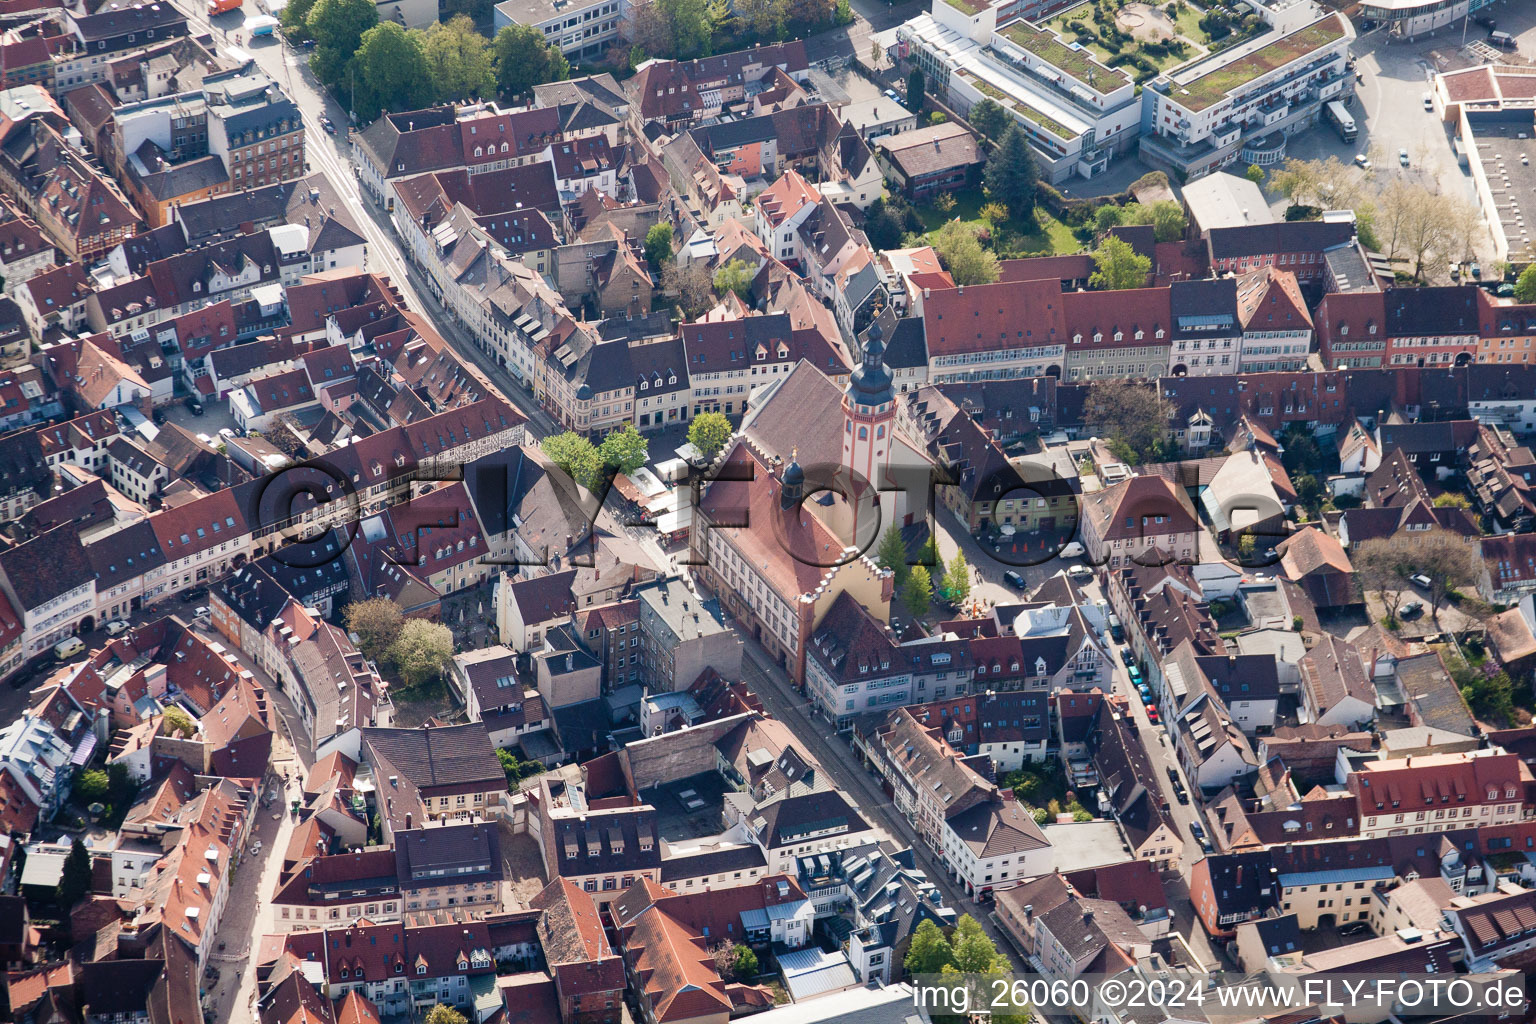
[208,0,241,15]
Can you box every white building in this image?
[896,0,1141,182]
[492,0,625,59]
[1140,6,1355,180]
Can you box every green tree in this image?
[280,0,318,40]
[732,944,759,978]
[904,918,955,975]
[658,0,715,58]
[75,769,109,804]
[736,0,788,39]
[307,0,378,92]
[420,16,495,103]
[389,619,455,686]
[1433,492,1471,509]
[967,97,1010,140]
[1121,198,1187,242]
[57,838,93,909]
[688,411,733,459]
[876,524,909,586]
[1089,234,1151,291]
[906,68,925,114]
[903,563,933,618]
[1245,163,1265,184]
[1515,265,1536,303]
[713,258,753,298]
[643,222,674,269]
[983,125,1039,219]
[423,1006,469,1024]
[932,220,999,286]
[345,597,405,663]
[950,916,1006,973]
[833,0,853,24]
[491,23,569,101]
[106,763,137,809]
[162,706,197,738]
[541,432,603,490]
[943,552,971,604]
[1093,203,1124,234]
[598,424,648,474]
[497,747,545,788]
[352,23,431,122]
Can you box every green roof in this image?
[966,75,1075,141]
[999,21,1130,91]
[1172,14,1346,113]
[943,0,993,16]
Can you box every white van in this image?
[53,637,85,660]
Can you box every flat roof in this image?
[1466,117,1536,262]
[1168,14,1348,113]
[1182,172,1274,229]
[901,14,1094,142]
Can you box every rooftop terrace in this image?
[1170,14,1347,113]
[999,20,1131,92]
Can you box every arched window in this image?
[858,426,868,440]
[846,420,852,433]
[876,425,885,439]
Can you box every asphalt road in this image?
[204,7,560,437]
[732,628,1027,967]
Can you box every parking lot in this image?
[1272,0,1536,281]
[157,394,241,444]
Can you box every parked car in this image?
[53,637,85,660]
[1400,599,1425,618]
[184,396,204,415]
[1398,148,1409,166]
[1176,788,1191,806]
[180,588,207,605]
[104,620,130,637]
[1166,766,1182,787]
[1423,92,1433,110]
[1146,706,1160,724]
[1354,154,1371,170]
[1198,837,1215,854]
[320,115,336,134]
[1003,570,1027,590]
[1189,821,1206,839]
[1108,613,1124,643]
[1057,541,1084,559]
[1138,685,1153,703]
[1066,564,1093,581]
[1127,664,1143,684]
[1410,573,1432,589]
[1120,648,1135,667]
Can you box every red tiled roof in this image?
[924,277,1066,357]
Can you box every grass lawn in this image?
[917,188,1086,256]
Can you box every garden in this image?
[1042,0,1266,83]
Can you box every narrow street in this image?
[194,623,314,1020]
[732,627,1024,968]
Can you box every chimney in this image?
[1024,904,1033,921]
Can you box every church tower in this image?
[842,320,896,498]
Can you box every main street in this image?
[208,8,559,437]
